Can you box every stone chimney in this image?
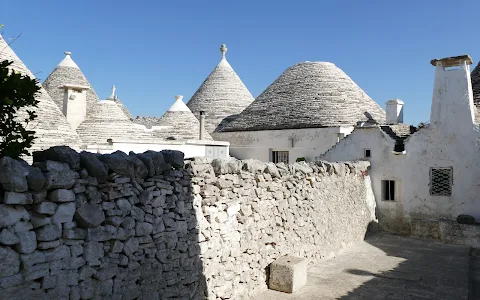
[199,111,206,140]
[385,99,404,124]
[430,55,474,131]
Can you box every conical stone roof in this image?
[0,34,81,150]
[222,61,386,132]
[76,99,156,145]
[187,44,254,133]
[43,52,99,113]
[135,96,213,140]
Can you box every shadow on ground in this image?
[336,234,470,300]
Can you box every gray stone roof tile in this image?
[0,34,81,150]
[187,44,254,133]
[135,96,213,141]
[222,61,386,132]
[42,52,99,115]
[76,100,168,145]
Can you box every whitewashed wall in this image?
[213,126,353,163]
[404,61,480,222]
[320,127,407,232]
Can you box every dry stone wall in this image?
[187,158,375,299]
[0,146,375,300]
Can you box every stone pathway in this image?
[254,234,470,300]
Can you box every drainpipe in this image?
[199,111,205,140]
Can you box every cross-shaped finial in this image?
[220,44,227,59]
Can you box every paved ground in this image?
[254,234,470,300]
[470,248,480,300]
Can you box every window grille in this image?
[272,151,289,164]
[382,180,395,201]
[430,168,453,196]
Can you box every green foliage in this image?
[296,157,306,162]
[417,121,429,129]
[0,60,40,158]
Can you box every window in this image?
[272,151,289,164]
[382,180,395,201]
[364,149,371,158]
[430,167,453,196]
[337,133,345,143]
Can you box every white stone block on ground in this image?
[269,255,307,293]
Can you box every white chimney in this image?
[430,55,474,131]
[385,99,404,124]
[199,111,205,140]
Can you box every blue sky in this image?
[2,0,479,126]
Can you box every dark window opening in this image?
[365,149,371,158]
[394,140,405,152]
[382,180,395,201]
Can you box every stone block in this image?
[269,256,307,293]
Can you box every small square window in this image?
[272,150,289,164]
[382,180,395,201]
[430,167,452,196]
[364,149,371,158]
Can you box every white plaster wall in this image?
[405,62,480,221]
[64,89,87,130]
[213,126,353,163]
[321,127,407,232]
[404,126,480,221]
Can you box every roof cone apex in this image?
[168,95,191,112]
[57,51,79,68]
[220,44,227,59]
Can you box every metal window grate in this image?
[272,151,289,164]
[430,168,452,196]
[382,180,395,201]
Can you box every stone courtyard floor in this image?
[254,234,472,300]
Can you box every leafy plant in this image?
[0,60,40,158]
[296,157,306,162]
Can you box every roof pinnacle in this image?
[107,85,116,100]
[175,95,183,101]
[64,51,72,56]
[220,44,227,59]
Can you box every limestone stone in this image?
[36,224,61,241]
[137,151,171,177]
[161,150,184,169]
[75,204,105,228]
[100,151,135,177]
[3,192,33,205]
[84,241,104,263]
[44,245,70,262]
[0,229,19,245]
[44,170,77,190]
[269,256,308,293]
[79,151,108,182]
[123,237,139,256]
[26,167,46,191]
[0,156,28,192]
[0,273,24,288]
[33,146,81,170]
[30,213,51,228]
[129,153,149,179]
[33,202,57,215]
[0,246,20,276]
[0,205,28,228]
[51,202,76,224]
[15,231,37,254]
[38,240,61,250]
[48,189,75,202]
[135,222,153,236]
